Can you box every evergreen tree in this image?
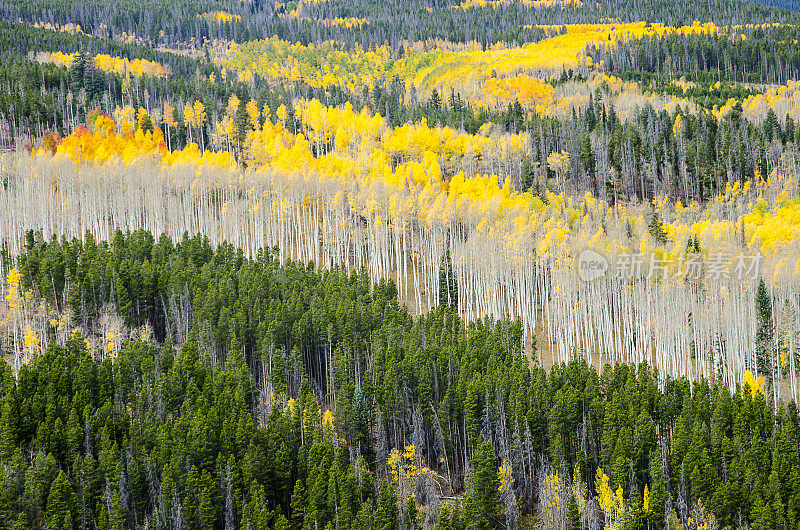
[406,497,419,530]
[13,513,30,530]
[438,247,458,309]
[351,385,374,464]
[467,440,501,530]
[290,479,306,530]
[579,134,596,181]
[521,156,536,192]
[567,493,581,530]
[375,483,398,530]
[648,213,668,244]
[430,89,442,112]
[756,278,774,378]
[198,473,218,529]
[234,96,250,151]
[270,346,287,396]
[46,471,75,529]
[763,109,780,142]
[138,113,154,135]
[68,53,87,93]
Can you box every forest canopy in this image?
[2,0,800,527]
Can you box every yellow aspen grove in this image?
[547,151,570,193]
[12,106,800,394]
[163,101,177,150]
[35,51,170,78]
[226,93,241,119]
[9,28,800,398]
[113,105,136,134]
[193,100,207,150]
[183,102,195,143]
[276,104,288,123]
[246,99,261,130]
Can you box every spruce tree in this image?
[579,134,596,180]
[290,479,306,530]
[68,53,87,93]
[756,278,774,378]
[648,213,668,245]
[567,493,581,530]
[374,482,398,530]
[352,385,374,464]
[521,156,536,192]
[468,440,501,530]
[47,471,75,528]
[438,247,458,309]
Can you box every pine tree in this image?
[449,88,462,114]
[234,96,250,152]
[290,479,306,530]
[786,116,796,145]
[579,134,596,181]
[647,451,667,529]
[353,501,374,530]
[430,89,442,112]
[198,473,218,529]
[406,497,419,530]
[0,467,15,524]
[66,408,82,462]
[756,278,774,378]
[433,505,452,530]
[84,60,104,101]
[108,492,126,530]
[138,113,154,135]
[567,493,580,530]
[183,465,200,527]
[274,514,289,530]
[68,53,87,93]
[467,440,501,530]
[270,345,287,396]
[763,109,780,142]
[13,513,30,530]
[648,213,668,245]
[438,247,458,309]
[375,482,398,530]
[521,156,536,192]
[352,385,374,464]
[0,398,17,461]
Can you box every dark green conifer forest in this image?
[0,230,794,528]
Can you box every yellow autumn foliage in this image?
[459,0,582,8]
[35,51,170,78]
[23,326,39,354]
[5,269,21,309]
[214,22,715,107]
[36,112,236,168]
[197,11,242,24]
[742,369,765,398]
